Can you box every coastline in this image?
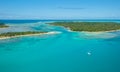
[0,31,61,40]
[50,24,120,33]
[66,27,120,33]
[50,22,120,33]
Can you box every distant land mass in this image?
[50,22,120,32]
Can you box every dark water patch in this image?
[0,20,40,24]
[4,48,13,51]
[104,36,120,42]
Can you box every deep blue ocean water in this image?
[0,20,120,72]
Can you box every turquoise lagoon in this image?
[0,20,120,72]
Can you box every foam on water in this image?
[75,31,119,39]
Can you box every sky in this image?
[0,0,120,19]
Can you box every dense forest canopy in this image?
[50,22,120,32]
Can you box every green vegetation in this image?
[0,23,9,28]
[0,31,46,37]
[50,22,120,32]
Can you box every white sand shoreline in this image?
[67,27,120,34]
[0,31,61,40]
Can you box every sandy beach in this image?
[0,31,62,40]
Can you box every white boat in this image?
[87,52,91,55]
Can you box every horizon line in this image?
[0,19,120,20]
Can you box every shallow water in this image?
[0,20,120,72]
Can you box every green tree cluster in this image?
[0,31,45,37]
[50,22,120,32]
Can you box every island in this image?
[0,31,61,39]
[0,31,47,39]
[0,22,61,40]
[0,23,9,28]
[50,22,120,32]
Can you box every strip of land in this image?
[0,31,61,40]
[0,22,62,40]
[50,22,120,32]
